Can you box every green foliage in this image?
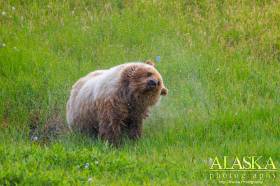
[0,1,279,185]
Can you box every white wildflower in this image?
[31,135,38,141]
[84,162,89,169]
[12,6,16,11]
[208,158,213,166]
[2,11,6,16]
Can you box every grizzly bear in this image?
[66,60,168,145]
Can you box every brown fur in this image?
[67,62,167,146]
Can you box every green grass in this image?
[1,1,280,185]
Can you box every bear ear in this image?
[126,65,137,78]
[145,60,155,67]
[161,87,168,96]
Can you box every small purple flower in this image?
[155,56,161,62]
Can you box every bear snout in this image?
[147,79,158,89]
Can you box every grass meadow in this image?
[1,1,280,185]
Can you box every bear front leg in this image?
[99,120,122,146]
[128,118,143,140]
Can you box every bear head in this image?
[121,60,168,107]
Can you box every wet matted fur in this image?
[66,61,168,146]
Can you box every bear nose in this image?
[147,79,157,88]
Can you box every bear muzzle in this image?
[146,79,158,90]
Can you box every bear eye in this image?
[147,72,153,77]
